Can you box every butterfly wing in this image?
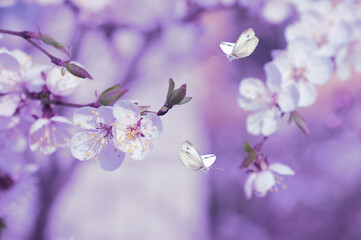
[232,28,259,58]
[201,154,217,168]
[220,42,236,56]
[232,37,259,58]
[234,28,256,48]
[178,150,204,171]
[181,141,202,158]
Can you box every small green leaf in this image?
[41,34,70,56]
[244,141,253,153]
[291,111,310,136]
[240,153,256,168]
[166,78,175,101]
[244,153,256,168]
[66,63,93,80]
[178,96,192,105]
[61,67,66,76]
[99,84,128,106]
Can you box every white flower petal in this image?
[253,171,275,196]
[262,0,291,24]
[296,81,317,107]
[238,78,272,111]
[277,84,299,112]
[46,67,84,96]
[328,22,352,47]
[305,56,333,85]
[141,113,162,140]
[113,100,140,124]
[246,108,281,136]
[261,108,282,136]
[130,140,153,160]
[73,107,101,130]
[269,163,295,175]
[288,38,317,68]
[0,93,21,117]
[70,131,102,161]
[265,61,282,93]
[244,172,257,199]
[335,46,351,81]
[29,117,73,155]
[98,143,125,171]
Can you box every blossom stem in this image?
[157,104,172,116]
[50,101,97,108]
[0,28,67,67]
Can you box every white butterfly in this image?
[219,28,259,61]
[178,141,216,172]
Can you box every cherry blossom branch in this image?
[50,100,98,108]
[0,28,93,79]
[0,29,67,67]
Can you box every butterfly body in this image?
[178,141,216,172]
[219,28,259,61]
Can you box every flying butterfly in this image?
[178,141,216,172]
[219,28,259,61]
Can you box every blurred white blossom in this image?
[272,38,333,107]
[244,161,295,199]
[28,116,73,155]
[238,63,298,136]
[45,66,84,97]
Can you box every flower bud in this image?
[166,78,192,106]
[66,63,93,80]
[99,84,128,106]
[290,111,310,136]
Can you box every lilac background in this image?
[1,1,361,240]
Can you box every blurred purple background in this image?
[1,0,361,240]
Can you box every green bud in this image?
[291,111,310,136]
[66,63,93,80]
[99,84,128,106]
[167,84,186,106]
[41,34,70,56]
[166,78,175,101]
[244,141,253,153]
[178,97,192,105]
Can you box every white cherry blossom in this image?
[335,26,361,81]
[112,100,162,160]
[244,161,295,199]
[285,1,357,57]
[272,38,333,107]
[70,106,125,171]
[28,116,73,155]
[238,63,298,136]
[0,48,46,117]
[45,66,84,97]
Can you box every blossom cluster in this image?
[238,0,361,136]
[70,100,162,171]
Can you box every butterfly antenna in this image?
[211,53,226,59]
[212,167,224,171]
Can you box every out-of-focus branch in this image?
[0,29,67,67]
